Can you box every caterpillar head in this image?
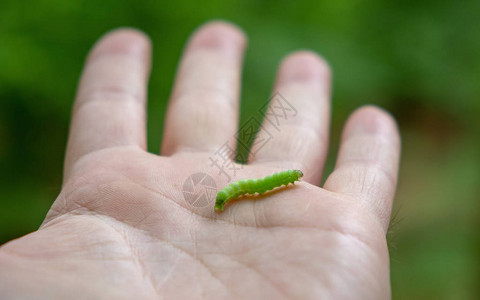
[214,190,228,212]
[293,170,303,179]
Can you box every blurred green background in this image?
[1,0,479,298]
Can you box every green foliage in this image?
[1,0,479,298]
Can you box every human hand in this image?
[0,21,400,299]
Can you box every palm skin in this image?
[0,21,400,299]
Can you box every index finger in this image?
[324,106,401,232]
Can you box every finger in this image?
[323,106,401,232]
[161,21,246,156]
[248,51,331,184]
[65,28,151,177]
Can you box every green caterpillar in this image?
[214,169,303,212]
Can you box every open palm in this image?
[0,22,400,299]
